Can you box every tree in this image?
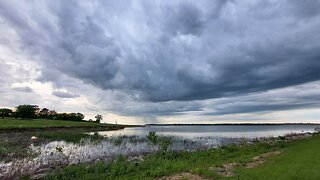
[95,114,103,123]
[48,110,57,119]
[0,108,13,118]
[15,105,39,119]
[39,108,50,118]
[55,112,84,121]
[75,113,85,121]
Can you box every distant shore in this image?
[0,118,142,132]
[146,123,320,126]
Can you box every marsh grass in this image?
[0,133,38,162]
[43,134,320,179]
[2,131,318,179]
[0,130,106,163]
[36,130,105,143]
[44,137,291,180]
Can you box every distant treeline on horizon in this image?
[146,123,320,126]
[0,105,85,121]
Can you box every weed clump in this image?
[147,131,158,145]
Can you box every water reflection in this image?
[91,125,319,139]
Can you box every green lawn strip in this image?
[0,118,124,131]
[35,130,106,143]
[233,135,320,180]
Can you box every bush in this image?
[159,137,172,152]
[0,108,13,117]
[15,105,39,119]
[95,114,103,123]
[147,131,158,145]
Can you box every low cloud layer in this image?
[12,86,33,93]
[52,91,80,99]
[1,0,320,123]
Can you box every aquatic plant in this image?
[147,131,158,145]
[0,135,243,178]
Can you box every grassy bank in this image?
[0,118,125,162]
[43,134,320,180]
[0,130,107,162]
[0,118,127,131]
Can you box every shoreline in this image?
[0,118,143,132]
[0,124,143,133]
[146,123,320,126]
[1,131,318,179]
[0,126,126,133]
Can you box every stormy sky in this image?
[1,0,320,124]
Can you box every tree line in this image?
[0,105,103,123]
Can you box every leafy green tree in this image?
[39,108,50,118]
[48,110,57,119]
[55,112,84,121]
[95,114,103,123]
[15,105,39,119]
[0,108,13,118]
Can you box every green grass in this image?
[0,132,37,162]
[35,130,105,143]
[0,130,106,162]
[44,135,320,180]
[234,135,320,180]
[0,118,123,130]
[0,118,121,162]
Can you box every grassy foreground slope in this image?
[235,134,320,180]
[0,118,124,131]
[44,134,320,180]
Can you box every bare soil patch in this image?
[160,172,207,180]
[211,162,239,177]
[212,151,282,177]
[246,151,282,168]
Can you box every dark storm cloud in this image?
[205,101,320,116]
[52,91,80,99]
[1,0,320,116]
[286,0,320,19]
[202,82,320,115]
[163,2,205,36]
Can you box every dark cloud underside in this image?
[1,0,320,117]
[52,91,80,99]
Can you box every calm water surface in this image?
[94,125,320,139]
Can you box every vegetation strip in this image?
[41,132,320,180]
[0,118,141,132]
[0,126,125,132]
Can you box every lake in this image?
[92,124,320,139]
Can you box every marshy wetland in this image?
[1,120,320,179]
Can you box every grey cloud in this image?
[163,3,205,36]
[52,91,80,99]
[12,86,33,93]
[286,0,320,19]
[0,62,12,84]
[202,81,320,115]
[1,0,320,118]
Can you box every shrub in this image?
[147,131,158,145]
[0,108,13,117]
[159,137,172,152]
[15,105,39,119]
